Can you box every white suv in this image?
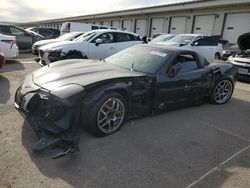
[38,29,142,65]
[157,34,223,63]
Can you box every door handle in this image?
[109,47,115,50]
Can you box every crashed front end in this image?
[15,74,84,158]
[38,49,62,66]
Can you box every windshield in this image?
[106,45,170,74]
[73,31,96,42]
[151,34,174,42]
[167,35,197,44]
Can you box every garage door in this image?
[151,18,164,37]
[94,21,100,25]
[102,21,111,26]
[123,20,133,32]
[170,17,187,34]
[193,15,215,35]
[135,19,147,37]
[112,20,121,29]
[223,13,250,43]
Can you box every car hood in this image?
[33,59,146,91]
[231,57,250,63]
[237,32,250,51]
[39,40,79,51]
[34,39,61,46]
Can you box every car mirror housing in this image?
[173,63,182,76]
[95,38,103,46]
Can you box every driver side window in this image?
[167,54,198,77]
[93,33,114,43]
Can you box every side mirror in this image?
[95,38,102,46]
[168,63,182,78]
[173,63,182,75]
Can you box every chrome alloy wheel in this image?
[97,98,125,133]
[214,80,233,104]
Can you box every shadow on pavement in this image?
[0,60,25,73]
[0,75,10,105]
[21,98,250,188]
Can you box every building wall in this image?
[18,1,250,43]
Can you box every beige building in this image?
[18,0,250,43]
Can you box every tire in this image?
[214,53,220,60]
[86,92,127,137]
[209,77,234,104]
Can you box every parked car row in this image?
[36,29,142,65]
[0,23,44,50]
[32,31,84,55]
[149,34,223,63]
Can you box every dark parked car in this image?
[228,32,250,81]
[0,24,43,50]
[0,52,5,69]
[15,44,237,158]
[26,27,60,39]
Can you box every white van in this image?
[60,22,116,35]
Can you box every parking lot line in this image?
[197,119,250,142]
[185,145,250,188]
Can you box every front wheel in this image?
[87,92,127,137]
[209,78,234,104]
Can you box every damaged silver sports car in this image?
[15,44,237,158]
[228,32,250,81]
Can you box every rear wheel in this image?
[209,78,234,104]
[86,92,127,137]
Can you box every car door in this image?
[87,32,118,59]
[155,52,211,110]
[9,26,33,50]
[190,36,220,62]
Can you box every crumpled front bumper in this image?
[15,84,80,154]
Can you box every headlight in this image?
[228,56,233,63]
[50,84,84,103]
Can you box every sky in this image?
[0,0,192,23]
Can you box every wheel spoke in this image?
[100,121,109,128]
[100,109,107,115]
